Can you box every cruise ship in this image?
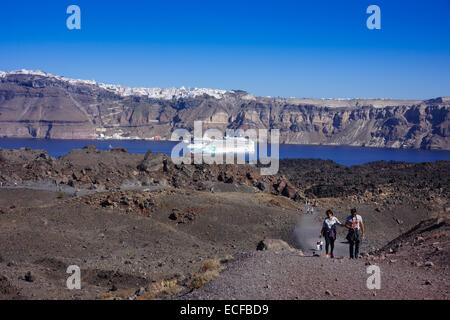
[186,136,256,154]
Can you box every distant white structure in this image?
[0,69,228,100]
[186,136,256,154]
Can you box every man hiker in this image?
[345,208,365,259]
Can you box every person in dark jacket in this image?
[319,209,342,258]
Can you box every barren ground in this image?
[0,148,448,300]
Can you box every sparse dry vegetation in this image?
[137,278,182,300]
[97,278,182,300]
[98,289,135,300]
[190,258,225,290]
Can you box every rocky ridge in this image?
[0,70,448,149]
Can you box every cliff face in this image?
[0,72,449,149]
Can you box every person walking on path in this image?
[345,208,365,259]
[319,209,342,258]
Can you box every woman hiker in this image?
[319,209,342,258]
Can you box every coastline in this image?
[1,137,449,166]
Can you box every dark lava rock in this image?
[281,184,296,198]
[101,199,113,207]
[110,148,128,153]
[169,208,204,224]
[257,239,292,251]
[23,272,35,282]
[138,153,167,172]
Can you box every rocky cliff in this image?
[0,70,449,149]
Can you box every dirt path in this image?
[0,183,164,198]
[181,212,450,300]
[181,250,450,300]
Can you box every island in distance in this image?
[0,70,448,150]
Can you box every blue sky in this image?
[0,0,449,99]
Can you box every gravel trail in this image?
[182,250,450,300]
